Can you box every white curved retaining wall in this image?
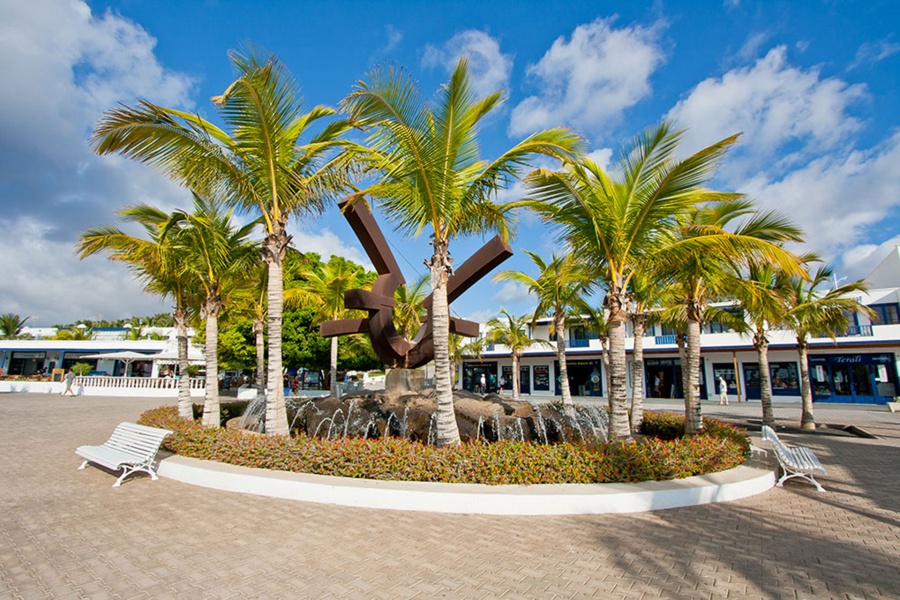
[158,454,775,516]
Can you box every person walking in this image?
[61,369,77,396]
[717,375,729,405]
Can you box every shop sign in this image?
[12,352,45,359]
[810,353,894,365]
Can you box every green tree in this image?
[286,258,371,397]
[487,309,551,400]
[519,122,743,440]
[91,49,354,436]
[729,262,794,425]
[0,314,29,339]
[658,200,804,433]
[785,263,872,429]
[342,58,581,446]
[169,194,260,427]
[394,274,429,340]
[77,204,197,418]
[495,251,591,413]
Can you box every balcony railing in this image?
[844,325,873,337]
[655,335,677,345]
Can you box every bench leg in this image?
[777,469,826,492]
[78,460,89,470]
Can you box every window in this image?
[870,303,900,325]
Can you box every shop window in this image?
[712,364,738,393]
[532,365,550,391]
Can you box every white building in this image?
[463,247,900,405]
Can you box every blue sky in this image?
[1,0,899,326]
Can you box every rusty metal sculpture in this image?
[320,199,512,369]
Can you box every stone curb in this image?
[157,450,776,515]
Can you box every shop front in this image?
[462,361,498,394]
[645,357,708,400]
[809,353,898,404]
[554,359,603,397]
[501,365,531,394]
[741,361,800,400]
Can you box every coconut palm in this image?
[495,250,592,413]
[91,49,354,436]
[169,194,260,427]
[519,122,743,440]
[729,262,794,426]
[785,263,872,429]
[394,274,429,340]
[286,258,370,397]
[342,58,582,446]
[657,201,804,433]
[0,314,29,339]
[486,309,551,400]
[77,204,198,418]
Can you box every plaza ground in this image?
[1,392,898,599]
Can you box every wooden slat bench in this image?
[761,425,827,492]
[76,422,173,487]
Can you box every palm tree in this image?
[342,58,582,446]
[785,263,872,429]
[626,270,661,433]
[495,250,592,413]
[286,258,370,397]
[77,204,197,418]
[729,262,794,426]
[657,201,804,433]
[91,48,354,436]
[394,274,429,340]
[486,309,551,400]
[0,314,29,339]
[519,122,743,440]
[169,194,260,427]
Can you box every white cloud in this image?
[667,46,867,177]
[422,30,513,97]
[492,282,533,304]
[841,237,900,281]
[0,1,196,322]
[291,226,374,271]
[849,37,900,70]
[736,31,771,62]
[0,217,168,325]
[509,18,665,136]
[739,130,900,270]
[383,25,402,54]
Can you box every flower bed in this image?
[139,407,749,486]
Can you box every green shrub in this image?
[139,407,749,486]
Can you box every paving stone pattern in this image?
[1,393,898,599]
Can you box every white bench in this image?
[76,422,173,487]
[761,425,827,492]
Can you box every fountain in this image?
[235,389,609,445]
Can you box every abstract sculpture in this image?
[320,199,512,368]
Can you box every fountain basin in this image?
[157,450,775,515]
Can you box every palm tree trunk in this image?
[263,228,289,436]
[630,313,646,433]
[511,352,520,400]
[684,316,703,435]
[330,336,339,398]
[798,338,815,429]
[608,314,631,441]
[429,240,460,446]
[253,316,266,397]
[555,313,574,413]
[174,302,192,419]
[201,295,222,428]
[756,332,774,426]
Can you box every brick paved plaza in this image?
[1,392,897,599]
